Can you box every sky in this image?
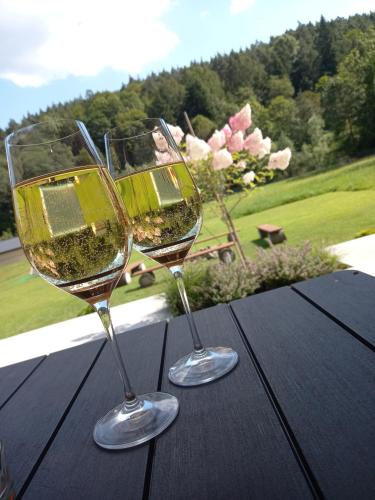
[0,0,374,129]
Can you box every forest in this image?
[1,12,375,237]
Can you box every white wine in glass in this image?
[105,119,238,386]
[5,120,178,449]
[14,165,127,302]
[115,161,202,266]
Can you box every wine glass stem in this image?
[93,299,137,405]
[170,266,204,353]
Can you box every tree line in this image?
[1,12,375,237]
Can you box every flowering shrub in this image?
[252,242,341,291]
[166,103,292,201]
[165,242,341,315]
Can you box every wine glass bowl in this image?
[106,122,202,268]
[105,118,239,387]
[7,121,130,304]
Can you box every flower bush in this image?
[168,103,292,201]
[165,242,341,315]
[252,242,341,292]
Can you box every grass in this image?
[224,155,375,219]
[1,155,375,339]
[0,253,170,339]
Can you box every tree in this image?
[294,91,322,146]
[269,34,299,76]
[267,76,294,101]
[316,16,337,76]
[318,28,375,150]
[291,23,319,91]
[190,115,216,140]
[267,96,298,141]
[146,75,185,124]
[182,66,229,124]
[0,158,14,235]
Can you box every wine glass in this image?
[5,120,178,449]
[0,441,15,500]
[105,118,239,386]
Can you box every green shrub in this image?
[165,262,212,316]
[190,115,216,140]
[0,228,14,240]
[208,261,260,303]
[252,242,340,291]
[165,242,341,314]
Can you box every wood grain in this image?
[149,305,313,500]
[294,270,375,349]
[23,322,167,500]
[0,356,45,409]
[232,286,375,499]
[0,339,104,493]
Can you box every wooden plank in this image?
[293,270,375,349]
[185,241,235,260]
[0,339,104,494]
[231,286,375,499]
[195,229,239,245]
[125,260,144,274]
[149,305,313,500]
[0,356,45,409]
[133,242,236,276]
[23,322,167,500]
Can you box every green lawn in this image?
[227,155,375,218]
[1,156,375,339]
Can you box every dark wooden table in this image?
[1,270,375,499]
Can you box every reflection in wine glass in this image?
[5,120,178,449]
[105,118,238,386]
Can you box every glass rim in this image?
[104,118,168,142]
[5,119,86,148]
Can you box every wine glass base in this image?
[168,346,239,387]
[93,392,179,449]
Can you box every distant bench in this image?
[257,224,287,245]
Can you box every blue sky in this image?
[0,0,373,128]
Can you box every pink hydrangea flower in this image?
[167,124,184,145]
[267,148,292,170]
[155,150,174,165]
[212,148,233,170]
[186,134,211,161]
[227,130,244,152]
[243,128,271,159]
[221,124,232,140]
[259,137,271,158]
[243,128,262,154]
[208,129,226,151]
[243,171,255,184]
[152,129,168,151]
[229,103,252,132]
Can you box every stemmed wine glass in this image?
[105,118,239,386]
[5,120,178,449]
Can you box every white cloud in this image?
[340,0,375,17]
[0,0,179,87]
[229,0,256,15]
